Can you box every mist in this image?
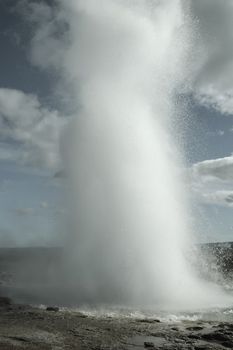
[1,0,232,311]
[52,0,232,309]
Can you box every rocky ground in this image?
[0,296,233,349]
[0,244,233,349]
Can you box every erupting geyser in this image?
[61,0,232,309]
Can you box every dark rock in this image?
[201,331,229,342]
[213,323,225,329]
[46,306,59,312]
[0,296,12,306]
[9,336,29,342]
[187,334,200,339]
[222,340,233,348]
[144,342,155,348]
[186,326,203,331]
[138,319,160,323]
[225,324,233,331]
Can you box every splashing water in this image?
[61,0,233,309]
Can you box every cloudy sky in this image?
[0,0,233,246]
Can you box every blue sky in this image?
[0,1,65,246]
[0,0,233,245]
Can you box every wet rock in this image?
[186,326,203,331]
[201,331,230,342]
[8,336,29,342]
[187,334,200,340]
[194,346,215,350]
[174,338,185,343]
[144,341,155,348]
[222,340,233,348]
[46,306,59,312]
[0,296,12,306]
[138,319,160,323]
[225,324,233,331]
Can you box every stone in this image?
[201,331,229,342]
[187,334,200,339]
[222,340,233,348]
[186,326,203,331]
[138,319,160,323]
[46,306,59,312]
[144,342,155,348]
[0,296,12,306]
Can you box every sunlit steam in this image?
[59,0,233,309]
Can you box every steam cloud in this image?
[2,0,233,309]
[48,0,232,308]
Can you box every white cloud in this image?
[195,86,233,116]
[0,88,68,169]
[197,190,233,208]
[190,155,233,207]
[191,0,233,116]
[191,156,233,182]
